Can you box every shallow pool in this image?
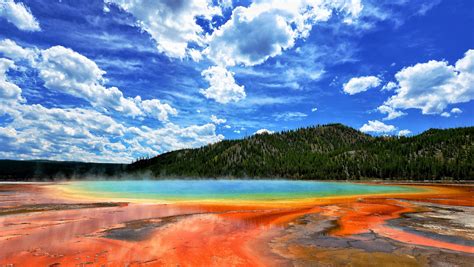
[63,180,421,202]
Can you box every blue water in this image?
[66,180,420,201]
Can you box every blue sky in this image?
[0,0,473,162]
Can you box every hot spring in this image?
[57,180,421,203]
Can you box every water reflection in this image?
[0,203,203,256]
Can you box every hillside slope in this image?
[129,124,474,180]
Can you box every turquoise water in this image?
[66,180,420,201]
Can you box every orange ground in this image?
[0,183,472,266]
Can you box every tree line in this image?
[128,124,474,181]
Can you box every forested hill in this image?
[129,124,474,180]
[1,124,472,181]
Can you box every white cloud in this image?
[188,48,202,62]
[0,39,36,62]
[218,0,233,9]
[0,41,226,162]
[104,0,363,66]
[398,129,411,136]
[343,75,381,95]
[104,1,364,105]
[0,58,23,102]
[0,101,129,162]
[451,107,462,114]
[139,98,178,122]
[254,128,273,135]
[205,6,296,67]
[379,49,474,117]
[223,124,231,129]
[210,114,226,124]
[205,0,362,67]
[0,0,40,31]
[38,45,147,117]
[360,120,396,133]
[200,65,246,104]
[377,105,406,120]
[0,126,18,145]
[1,40,177,122]
[104,0,221,59]
[311,107,318,112]
[381,81,397,91]
[274,111,308,121]
[0,85,222,163]
[440,112,450,117]
[126,123,224,155]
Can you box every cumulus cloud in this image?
[2,40,178,122]
[0,81,222,163]
[398,129,411,136]
[440,112,450,117]
[360,120,395,133]
[0,39,227,162]
[343,75,381,95]
[254,128,274,135]
[102,1,366,105]
[451,107,462,114]
[0,39,36,62]
[200,65,246,104]
[377,105,406,120]
[311,107,318,112]
[104,0,221,59]
[0,58,23,102]
[126,123,224,156]
[0,101,129,162]
[205,0,362,67]
[104,0,362,65]
[38,46,142,117]
[1,105,223,162]
[205,6,296,67]
[210,114,226,125]
[139,98,178,122]
[105,1,364,105]
[0,0,40,31]
[200,0,363,103]
[381,81,397,91]
[379,49,474,118]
